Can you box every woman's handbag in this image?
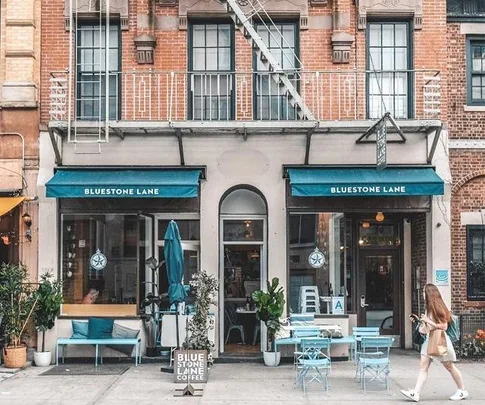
[446,314,460,343]
[412,322,425,345]
[427,329,448,356]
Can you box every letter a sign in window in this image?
[376,120,387,171]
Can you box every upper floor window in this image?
[254,23,299,120]
[367,22,412,119]
[448,0,485,17]
[467,226,485,301]
[76,22,120,120]
[467,39,485,105]
[189,23,234,120]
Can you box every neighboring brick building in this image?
[38,0,450,359]
[0,0,40,277]
[447,0,485,327]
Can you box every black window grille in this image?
[466,226,485,300]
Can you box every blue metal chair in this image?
[289,313,315,326]
[358,336,394,394]
[352,326,380,364]
[224,307,245,345]
[292,328,321,368]
[296,338,332,394]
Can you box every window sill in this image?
[463,105,485,112]
[464,301,485,308]
[60,304,138,317]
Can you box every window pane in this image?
[382,47,394,70]
[219,48,231,70]
[394,24,407,46]
[472,86,481,99]
[395,48,407,70]
[382,24,394,46]
[369,48,381,70]
[223,220,264,242]
[193,49,206,70]
[219,25,231,47]
[369,25,381,46]
[157,220,200,241]
[282,25,295,48]
[206,48,218,70]
[206,25,218,46]
[193,25,205,47]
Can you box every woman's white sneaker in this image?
[401,389,420,402]
[450,390,469,401]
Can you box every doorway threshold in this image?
[216,353,263,363]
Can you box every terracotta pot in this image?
[3,345,27,369]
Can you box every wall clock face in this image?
[90,249,107,271]
[308,247,325,269]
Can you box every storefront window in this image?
[61,214,139,316]
[288,213,353,314]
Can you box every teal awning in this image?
[46,169,202,198]
[288,167,444,197]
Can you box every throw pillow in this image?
[88,318,114,339]
[71,320,89,339]
[107,323,140,356]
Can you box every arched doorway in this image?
[219,187,267,355]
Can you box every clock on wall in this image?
[90,249,107,271]
[308,247,325,269]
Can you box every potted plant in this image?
[252,277,285,367]
[0,263,38,368]
[32,272,63,366]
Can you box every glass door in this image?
[359,250,400,336]
[219,217,266,354]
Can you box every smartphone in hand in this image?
[409,314,420,323]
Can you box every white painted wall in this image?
[38,128,440,354]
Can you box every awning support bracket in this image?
[111,127,125,140]
[355,112,407,144]
[427,125,442,164]
[176,129,185,166]
[304,129,314,165]
[48,128,63,165]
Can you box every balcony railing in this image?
[49,69,441,124]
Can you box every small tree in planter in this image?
[252,277,285,367]
[33,272,63,366]
[0,263,38,368]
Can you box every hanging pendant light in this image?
[376,212,385,222]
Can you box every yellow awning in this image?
[0,197,26,217]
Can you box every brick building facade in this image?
[447,1,485,328]
[37,0,451,359]
[0,0,40,278]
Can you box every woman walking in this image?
[401,283,468,402]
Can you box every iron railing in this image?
[49,69,441,123]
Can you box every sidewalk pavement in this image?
[0,350,484,405]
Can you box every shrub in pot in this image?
[252,277,285,367]
[33,272,63,366]
[0,263,38,368]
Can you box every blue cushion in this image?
[71,321,89,339]
[88,318,114,339]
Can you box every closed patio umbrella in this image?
[164,220,187,349]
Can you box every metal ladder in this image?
[221,0,315,121]
[67,0,109,150]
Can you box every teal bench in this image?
[56,337,142,367]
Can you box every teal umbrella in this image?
[164,220,186,348]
